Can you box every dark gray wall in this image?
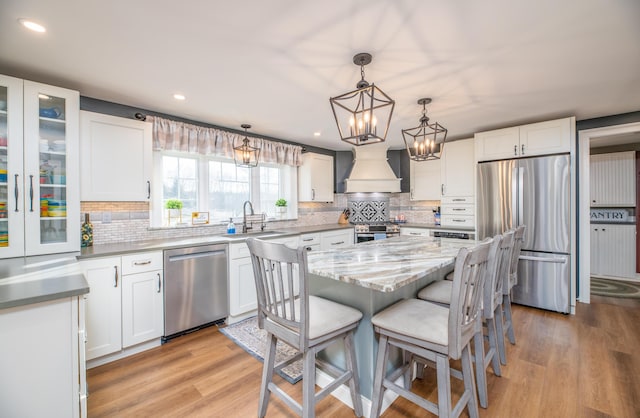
[334,149,410,193]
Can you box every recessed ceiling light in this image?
[313,132,321,137]
[173,94,186,101]
[18,18,46,33]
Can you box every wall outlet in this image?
[102,212,112,224]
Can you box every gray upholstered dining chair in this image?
[497,224,526,365]
[246,238,364,418]
[369,238,494,418]
[415,234,508,409]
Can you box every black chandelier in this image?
[402,98,447,161]
[233,124,260,168]
[329,53,395,146]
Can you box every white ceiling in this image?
[1,0,639,151]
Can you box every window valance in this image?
[150,116,303,167]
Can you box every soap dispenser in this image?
[227,217,236,234]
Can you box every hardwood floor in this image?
[87,295,640,417]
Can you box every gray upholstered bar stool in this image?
[369,238,494,418]
[497,224,526,365]
[246,238,364,418]
[415,233,510,409]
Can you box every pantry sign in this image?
[590,209,629,222]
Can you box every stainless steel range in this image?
[354,222,400,243]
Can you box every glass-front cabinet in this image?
[0,74,79,258]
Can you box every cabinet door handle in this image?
[157,273,161,293]
[514,145,518,156]
[312,189,315,200]
[410,189,414,199]
[441,184,445,196]
[521,144,525,155]
[14,174,19,212]
[113,266,118,287]
[29,175,34,212]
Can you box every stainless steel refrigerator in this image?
[477,154,570,313]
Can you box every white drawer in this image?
[299,233,320,246]
[121,251,163,275]
[441,205,475,216]
[440,215,475,228]
[229,242,251,259]
[400,227,430,237]
[441,196,474,205]
[320,230,354,249]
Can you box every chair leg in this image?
[344,332,363,417]
[486,317,501,377]
[259,333,277,418]
[473,331,488,409]
[436,354,452,418]
[370,334,390,418]
[461,344,479,418]
[494,303,508,365]
[302,348,317,418]
[504,294,516,345]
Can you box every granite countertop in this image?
[307,235,475,293]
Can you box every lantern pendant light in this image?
[234,124,260,168]
[402,98,448,161]
[329,52,395,146]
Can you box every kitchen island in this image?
[306,235,475,407]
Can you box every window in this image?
[153,152,297,227]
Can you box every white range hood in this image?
[344,143,401,193]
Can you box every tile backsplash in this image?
[81,193,439,245]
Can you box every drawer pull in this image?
[302,238,314,242]
[452,208,465,211]
[452,219,465,223]
[331,241,344,245]
[133,260,152,266]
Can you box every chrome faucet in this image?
[242,200,254,233]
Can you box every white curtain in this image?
[149,116,303,166]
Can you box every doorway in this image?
[578,121,640,304]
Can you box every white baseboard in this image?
[87,339,161,369]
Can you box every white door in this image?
[122,270,164,347]
[441,138,474,197]
[80,111,152,201]
[229,256,257,316]
[83,257,122,360]
[410,158,441,200]
[23,81,80,256]
[0,74,24,258]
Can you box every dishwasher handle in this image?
[167,250,226,263]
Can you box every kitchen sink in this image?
[221,230,286,239]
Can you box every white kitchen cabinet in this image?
[82,256,122,360]
[400,227,430,237]
[0,296,86,418]
[590,151,636,207]
[80,111,152,201]
[409,158,441,201]
[298,152,334,202]
[228,237,299,324]
[0,74,80,258]
[475,117,573,162]
[82,251,163,363]
[121,253,164,348]
[320,229,354,250]
[591,224,636,279]
[299,232,321,251]
[440,138,475,198]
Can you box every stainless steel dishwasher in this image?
[163,244,228,341]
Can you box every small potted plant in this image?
[275,198,287,218]
[165,199,183,226]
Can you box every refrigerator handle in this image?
[519,255,567,264]
[511,165,518,228]
[517,165,524,226]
